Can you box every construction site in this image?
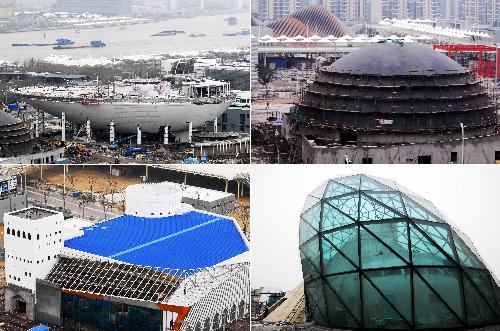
[0,164,250,331]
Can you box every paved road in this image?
[27,186,122,222]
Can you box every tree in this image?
[256,64,275,97]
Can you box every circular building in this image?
[293,42,498,146]
[299,174,500,329]
[0,111,32,158]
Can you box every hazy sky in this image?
[251,165,500,291]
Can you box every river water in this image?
[0,12,249,62]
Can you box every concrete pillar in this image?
[110,120,115,143]
[145,165,149,180]
[214,117,218,133]
[225,179,228,193]
[164,125,169,145]
[237,181,240,198]
[35,111,40,138]
[200,145,203,156]
[61,112,66,142]
[86,118,91,143]
[162,310,167,331]
[137,126,142,145]
[183,172,187,184]
[188,122,193,143]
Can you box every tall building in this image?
[299,174,500,329]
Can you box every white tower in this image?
[110,120,115,143]
[164,125,169,145]
[61,112,66,142]
[4,207,64,292]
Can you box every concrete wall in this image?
[35,279,61,326]
[0,194,27,224]
[5,284,35,320]
[183,194,236,214]
[301,134,500,164]
[0,148,64,165]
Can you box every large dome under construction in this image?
[0,111,32,158]
[293,42,498,145]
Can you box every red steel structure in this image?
[433,44,500,77]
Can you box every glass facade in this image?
[299,174,500,329]
[62,292,162,331]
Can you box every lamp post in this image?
[460,122,464,164]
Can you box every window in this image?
[450,152,458,163]
[37,234,39,240]
[16,230,20,237]
[362,158,373,164]
[22,232,25,239]
[496,151,500,163]
[6,228,10,235]
[48,256,50,261]
[418,155,432,164]
[28,234,31,240]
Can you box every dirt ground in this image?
[28,166,142,194]
[229,196,250,238]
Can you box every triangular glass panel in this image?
[365,191,407,216]
[299,218,318,245]
[464,269,499,315]
[323,179,356,199]
[325,274,361,324]
[301,202,321,229]
[301,194,321,214]
[360,175,394,191]
[451,232,484,268]
[409,223,455,266]
[300,250,320,282]
[416,267,464,321]
[359,195,400,222]
[402,195,444,223]
[322,200,355,231]
[362,274,411,328]
[365,268,412,323]
[322,229,359,274]
[309,181,329,199]
[360,226,408,269]
[300,237,321,277]
[413,270,463,328]
[463,273,498,326]
[305,279,328,325]
[332,175,361,191]
[365,222,410,264]
[324,194,359,221]
[323,276,361,328]
[414,222,457,263]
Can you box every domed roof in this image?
[0,110,21,126]
[326,42,466,76]
[299,174,500,329]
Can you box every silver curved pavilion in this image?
[13,78,233,134]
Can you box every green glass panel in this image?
[300,250,320,282]
[323,179,356,199]
[365,268,412,323]
[325,194,359,221]
[366,192,407,215]
[362,274,410,328]
[322,201,354,231]
[409,224,455,266]
[301,195,320,213]
[301,202,321,230]
[360,226,407,269]
[322,228,359,274]
[402,195,444,223]
[465,269,499,316]
[332,175,361,190]
[323,276,361,328]
[416,267,464,321]
[305,279,328,326]
[309,181,328,199]
[299,218,318,245]
[325,273,361,323]
[414,222,457,263]
[360,175,393,191]
[300,237,321,278]
[365,222,410,264]
[413,271,463,328]
[452,232,484,268]
[464,274,498,325]
[359,195,400,221]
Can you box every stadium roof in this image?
[152,164,249,181]
[64,210,249,270]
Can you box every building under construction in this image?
[282,41,500,164]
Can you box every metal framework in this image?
[299,174,500,330]
[433,44,500,78]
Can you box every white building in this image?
[4,207,64,292]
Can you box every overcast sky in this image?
[251,165,500,291]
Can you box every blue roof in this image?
[64,211,248,270]
[28,325,50,331]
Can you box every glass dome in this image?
[299,174,500,329]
